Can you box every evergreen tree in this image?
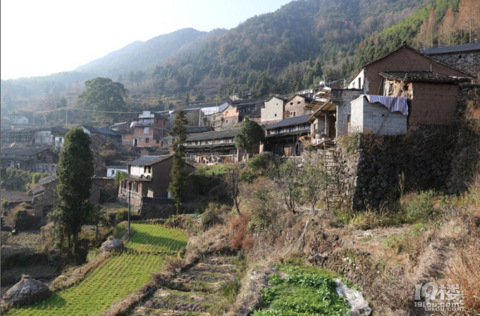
[50,128,94,259]
[169,110,188,214]
[234,119,265,159]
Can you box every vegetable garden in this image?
[7,223,187,316]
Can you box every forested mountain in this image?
[2,0,476,119]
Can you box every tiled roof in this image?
[82,125,121,137]
[1,147,52,157]
[265,115,310,130]
[186,129,239,142]
[380,71,471,84]
[422,43,480,55]
[127,155,171,166]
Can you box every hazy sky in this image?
[1,0,292,80]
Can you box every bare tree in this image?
[295,155,331,251]
[226,165,241,215]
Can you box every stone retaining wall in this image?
[328,125,457,210]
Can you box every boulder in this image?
[99,237,124,253]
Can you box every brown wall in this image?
[285,96,308,117]
[409,83,459,126]
[365,46,468,95]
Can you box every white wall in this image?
[261,97,284,123]
[347,69,366,92]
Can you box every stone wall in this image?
[428,51,480,78]
[331,125,457,210]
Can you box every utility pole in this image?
[128,185,131,236]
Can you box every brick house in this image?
[122,111,168,147]
[215,99,262,130]
[347,43,470,93]
[379,71,470,126]
[342,44,473,135]
[118,155,194,211]
[284,95,313,118]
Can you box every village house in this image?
[347,43,471,93]
[308,100,337,144]
[284,95,313,118]
[1,147,58,174]
[379,71,470,126]
[117,155,194,211]
[1,128,36,145]
[214,99,262,130]
[31,176,59,221]
[51,126,69,150]
[263,115,310,156]
[82,125,122,145]
[106,165,128,178]
[422,42,480,80]
[184,129,242,164]
[261,96,288,125]
[121,111,168,147]
[337,44,473,136]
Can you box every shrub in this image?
[201,205,223,231]
[337,133,359,156]
[1,168,48,192]
[402,190,438,224]
[228,213,254,252]
[115,208,129,222]
[247,153,273,172]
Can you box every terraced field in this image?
[7,223,187,316]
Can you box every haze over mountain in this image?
[75,28,227,77]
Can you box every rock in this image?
[99,237,124,253]
[335,279,372,315]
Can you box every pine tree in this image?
[169,110,188,214]
[50,128,94,259]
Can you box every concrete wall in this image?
[261,97,284,124]
[350,96,407,135]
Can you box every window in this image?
[156,139,160,144]
[297,101,301,104]
[143,127,150,134]
[358,77,362,89]
[145,138,149,143]
[274,113,277,117]
[290,102,293,105]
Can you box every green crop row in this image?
[7,224,187,316]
